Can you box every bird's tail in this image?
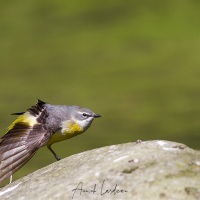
[0,134,37,183]
[0,100,49,183]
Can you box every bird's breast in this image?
[61,120,84,134]
[47,121,84,147]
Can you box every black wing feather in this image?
[0,122,51,183]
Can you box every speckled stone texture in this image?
[0,140,200,200]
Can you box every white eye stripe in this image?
[83,113,91,117]
[78,111,91,117]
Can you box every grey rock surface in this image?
[0,140,200,200]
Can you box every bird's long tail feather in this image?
[0,135,38,183]
[0,100,49,183]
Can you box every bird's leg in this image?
[47,146,61,161]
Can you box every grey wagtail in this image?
[0,99,101,183]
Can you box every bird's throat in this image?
[47,121,84,147]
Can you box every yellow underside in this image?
[47,121,84,147]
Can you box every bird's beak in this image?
[94,114,102,118]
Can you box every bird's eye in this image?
[82,113,88,117]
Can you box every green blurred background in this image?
[0,0,200,185]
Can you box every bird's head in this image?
[60,106,101,135]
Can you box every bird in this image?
[0,99,101,183]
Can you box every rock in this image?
[0,140,200,200]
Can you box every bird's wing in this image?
[0,100,51,183]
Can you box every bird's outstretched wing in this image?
[0,100,51,183]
